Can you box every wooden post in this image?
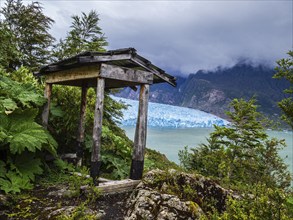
[91,77,105,185]
[76,84,88,167]
[130,84,149,180]
[42,83,52,129]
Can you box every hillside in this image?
[116,63,289,119]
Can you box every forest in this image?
[0,0,292,219]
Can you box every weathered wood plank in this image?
[97,179,140,194]
[78,54,132,63]
[42,83,52,129]
[130,84,149,180]
[45,65,100,84]
[80,179,140,194]
[76,84,88,166]
[91,77,105,184]
[100,63,153,84]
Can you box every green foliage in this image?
[179,98,291,189]
[0,24,20,71]
[274,50,293,129]
[0,70,57,194]
[92,125,131,179]
[0,73,45,112]
[0,110,57,155]
[145,148,179,171]
[0,153,43,193]
[216,185,293,220]
[53,10,107,60]
[1,0,55,70]
[53,158,76,173]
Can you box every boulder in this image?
[125,169,232,219]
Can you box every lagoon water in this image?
[122,127,293,174]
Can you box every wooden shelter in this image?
[37,48,176,183]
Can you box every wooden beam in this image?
[80,179,140,195]
[91,77,105,185]
[76,84,88,167]
[96,179,140,194]
[42,83,52,129]
[100,63,153,84]
[131,56,176,87]
[130,84,149,180]
[78,53,132,63]
[45,65,100,84]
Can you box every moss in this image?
[144,148,180,171]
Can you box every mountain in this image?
[115,63,289,119]
[112,96,229,128]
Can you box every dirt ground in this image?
[0,184,132,219]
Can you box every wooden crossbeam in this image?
[100,63,153,84]
[45,65,99,84]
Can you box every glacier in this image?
[112,96,229,128]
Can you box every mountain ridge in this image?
[116,63,289,120]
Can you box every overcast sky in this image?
[18,1,293,75]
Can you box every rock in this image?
[125,169,233,219]
[0,194,9,207]
[48,188,78,198]
[125,188,204,219]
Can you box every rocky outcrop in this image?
[126,188,204,219]
[125,169,232,219]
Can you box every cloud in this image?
[40,0,292,75]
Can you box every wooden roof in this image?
[37,48,176,87]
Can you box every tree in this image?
[179,98,291,189]
[1,0,55,70]
[274,51,293,129]
[53,10,107,60]
[0,23,20,71]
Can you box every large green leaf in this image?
[0,171,33,194]
[17,89,45,107]
[7,108,38,128]
[0,97,18,114]
[1,108,57,155]
[13,154,43,181]
[0,113,10,130]
[0,75,45,110]
[8,121,55,154]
